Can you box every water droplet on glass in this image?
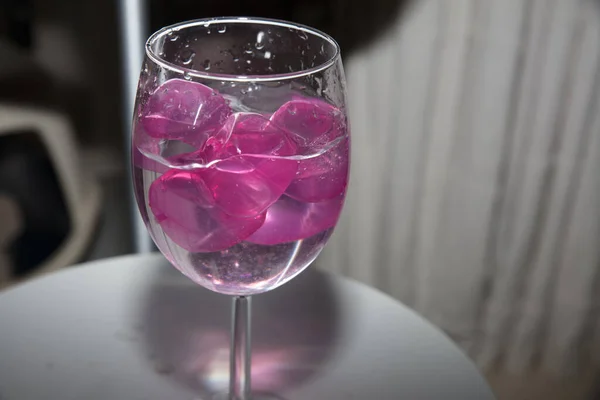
[264,51,272,59]
[233,57,240,63]
[246,59,252,65]
[255,31,265,49]
[207,28,211,35]
[179,49,195,65]
[203,59,211,70]
[315,76,323,95]
[243,49,254,55]
[298,31,309,40]
[217,25,227,33]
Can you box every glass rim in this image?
[145,16,341,83]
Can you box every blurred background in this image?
[1,0,600,398]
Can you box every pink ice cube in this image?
[271,98,345,149]
[132,124,169,173]
[285,137,349,202]
[210,113,297,157]
[133,123,203,173]
[271,98,349,202]
[140,79,232,148]
[149,169,265,252]
[200,113,298,218]
[246,195,344,245]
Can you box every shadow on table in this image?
[140,259,343,398]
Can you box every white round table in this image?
[0,254,494,400]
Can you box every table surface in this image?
[0,254,495,400]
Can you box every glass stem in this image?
[230,296,251,400]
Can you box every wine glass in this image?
[131,17,350,399]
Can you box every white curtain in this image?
[318,0,600,374]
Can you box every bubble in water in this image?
[179,49,195,65]
[183,71,192,80]
[298,31,309,40]
[243,49,254,55]
[320,43,326,54]
[217,25,227,33]
[203,22,210,28]
[203,59,211,70]
[167,30,179,41]
[264,51,272,59]
[233,57,240,63]
[246,59,252,65]
[255,31,265,50]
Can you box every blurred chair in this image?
[0,104,101,287]
[0,195,22,287]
